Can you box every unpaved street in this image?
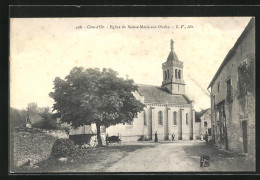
[26,140,255,173]
[104,141,255,172]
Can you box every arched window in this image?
[164,71,167,80]
[186,113,188,125]
[144,111,147,126]
[158,111,163,125]
[175,69,178,79]
[173,112,177,125]
[167,69,169,79]
[178,70,181,79]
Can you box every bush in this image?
[50,139,76,158]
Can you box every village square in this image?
[9,17,255,172]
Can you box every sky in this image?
[10,17,252,111]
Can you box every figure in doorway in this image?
[200,134,203,141]
[172,133,175,141]
[205,132,208,143]
[155,131,158,142]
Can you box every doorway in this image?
[242,120,248,153]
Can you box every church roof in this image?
[137,84,191,105]
[167,50,179,63]
[166,39,179,63]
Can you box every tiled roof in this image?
[137,84,190,105]
[195,108,210,122]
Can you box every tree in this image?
[10,107,27,129]
[26,102,38,115]
[49,67,145,146]
[37,107,57,130]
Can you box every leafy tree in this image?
[36,107,57,130]
[49,67,145,146]
[26,102,38,115]
[10,107,27,129]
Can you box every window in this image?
[144,111,147,126]
[167,69,169,79]
[237,64,247,97]
[158,111,163,125]
[175,69,178,79]
[226,78,232,102]
[208,128,212,136]
[173,112,177,125]
[204,121,207,127]
[164,71,167,80]
[186,113,188,125]
[178,70,181,79]
[218,82,220,92]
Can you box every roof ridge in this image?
[208,17,255,89]
[136,83,159,87]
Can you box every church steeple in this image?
[166,39,179,63]
[170,39,174,51]
[161,39,185,95]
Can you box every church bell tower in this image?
[161,39,185,94]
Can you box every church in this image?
[106,39,196,141]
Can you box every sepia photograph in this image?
[9,16,255,173]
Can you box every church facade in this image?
[106,39,196,141]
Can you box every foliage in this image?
[36,107,58,130]
[60,126,70,135]
[49,67,145,145]
[15,103,58,130]
[26,102,38,115]
[51,139,76,158]
[10,107,27,129]
[237,55,255,98]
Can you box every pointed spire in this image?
[170,39,174,51]
[166,39,178,63]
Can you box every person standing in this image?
[200,134,203,141]
[155,131,158,142]
[205,132,208,143]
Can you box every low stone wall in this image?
[11,127,68,170]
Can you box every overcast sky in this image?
[10,17,252,111]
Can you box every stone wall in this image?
[194,122,201,139]
[210,19,255,161]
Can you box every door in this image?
[242,120,248,153]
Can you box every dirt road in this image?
[104,140,255,172]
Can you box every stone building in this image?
[199,108,211,137]
[207,18,255,159]
[194,108,211,139]
[106,39,196,141]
